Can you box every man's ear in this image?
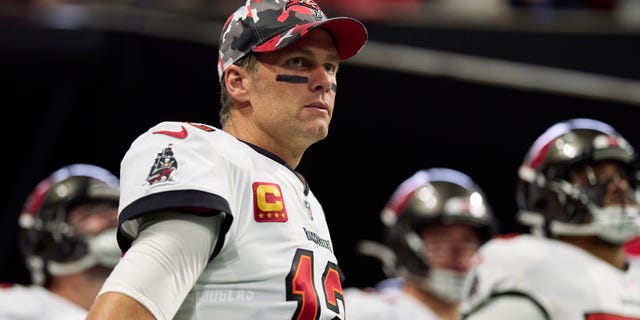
[225,65,250,103]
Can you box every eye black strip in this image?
[276,74,309,83]
[275,74,337,92]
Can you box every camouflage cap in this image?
[217,0,368,81]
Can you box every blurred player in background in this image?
[461,118,640,319]
[0,164,121,319]
[345,168,497,320]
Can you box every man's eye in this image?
[289,58,304,67]
[324,64,337,75]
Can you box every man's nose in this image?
[309,67,332,93]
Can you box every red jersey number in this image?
[287,249,345,320]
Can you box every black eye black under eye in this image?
[276,74,309,83]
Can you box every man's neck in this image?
[223,122,304,169]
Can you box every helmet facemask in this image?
[554,163,640,244]
[414,266,467,303]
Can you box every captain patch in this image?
[253,182,288,223]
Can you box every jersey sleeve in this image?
[117,121,233,251]
[98,211,222,320]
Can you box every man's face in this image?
[244,28,341,146]
[68,201,118,236]
[421,223,481,273]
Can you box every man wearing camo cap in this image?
[86,0,367,319]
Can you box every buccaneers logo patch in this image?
[146,144,179,186]
[253,182,288,222]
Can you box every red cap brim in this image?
[254,17,367,61]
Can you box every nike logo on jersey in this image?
[153,126,188,139]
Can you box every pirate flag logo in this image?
[146,143,179,186]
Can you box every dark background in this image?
[3,3,640,289]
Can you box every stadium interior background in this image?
[3,0,640,289]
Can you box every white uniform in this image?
[0,284,86,320]
[460,234,640,320]
[114,121,343,319]
[344,283,439,320]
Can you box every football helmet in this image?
[517,118,640,244]
[18,164,121,285]
[362,168,496,302]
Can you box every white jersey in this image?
[117,121,343,320]
[0,284,86,320]
[344,281,438,320]
[460,234,640,320]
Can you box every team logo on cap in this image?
[253,182,288,222]
[283,0,323,20]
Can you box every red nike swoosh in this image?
[152,125,188,139]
